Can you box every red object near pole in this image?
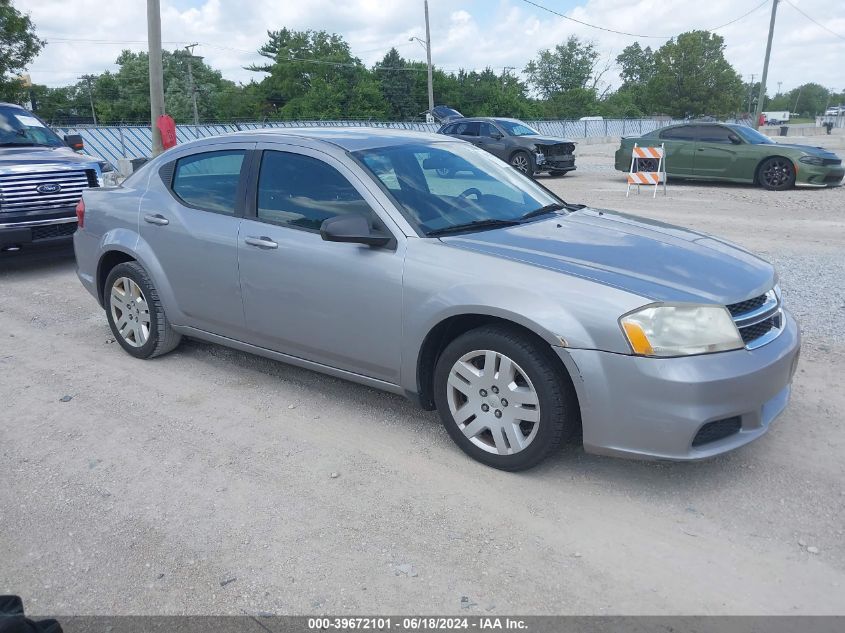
[156,114,177,150]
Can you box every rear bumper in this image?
[0,216,77,249]
[558,310,801,461]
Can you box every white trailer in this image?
[763,111,790,125]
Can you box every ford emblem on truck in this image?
[36,183,62,194]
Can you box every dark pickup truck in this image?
[0,102,114,251]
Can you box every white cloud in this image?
[16,0,845,95]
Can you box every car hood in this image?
[771,143,840,159]
[0,145,99,168]
[440,208,775,304]
[524,135,576,145]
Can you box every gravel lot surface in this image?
[1,137,843,616]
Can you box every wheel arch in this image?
[96,249,137,307]
[414,313,581,422]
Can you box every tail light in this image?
[75,198,85,228]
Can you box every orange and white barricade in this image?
[626,143,666,198]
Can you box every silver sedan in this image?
[73,128,800,470]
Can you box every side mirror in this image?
[728,134,742,145]
[489,131,503,140]
[320,214,392,248]
[64,134,84,151]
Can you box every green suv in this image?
[614,122,844,190]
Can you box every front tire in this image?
[433,325,578,471]
[104,261,181,359]
[758,157,795,191]
[509,151,535,178]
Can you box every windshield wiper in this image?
[427,218,521,237]
[519,203,567,221]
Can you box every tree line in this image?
[1,1,842,125]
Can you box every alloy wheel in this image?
[446,349,541,455]
[109,276,151,347]
[510,154,530,174]
[761,159,792,188]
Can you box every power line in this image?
[781,0,845,40]
[518,0,771,39]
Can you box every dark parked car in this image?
[436,112,576,177]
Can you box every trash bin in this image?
[780,126,789,136]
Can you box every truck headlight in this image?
[798,156,825,166]
[620,304,743,357]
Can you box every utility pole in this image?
[424,0,434,113]
[184,43,200,125]
[777,81,782,95]
[747,74,755,114]
[753,0,778,129]
[79,74,98,125]
[502,66,515,92]
[147,0,166,156]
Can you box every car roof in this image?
[220,127,459,152]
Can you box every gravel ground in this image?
[1,138,844,616]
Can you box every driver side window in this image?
[256,151,376,231]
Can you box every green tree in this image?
[374,48,417,120]
[616,42,654,87]
[524,36,601,99]
[645,31,744,117]
[785,83,829,116]
[0,0,44,102]
[87,49,258,123]
[248,28,387,119]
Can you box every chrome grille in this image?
[727,288,783,349]
[0,170,96,214]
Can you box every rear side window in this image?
[453,121,480,137]
[171,150,245,215]
[696,125,734,144]
[660,126,697,141]
[256,150,374,231]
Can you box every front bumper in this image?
[558,310,801,461]
[795,163,844,187]
[536,153,576,173]
[0,215,77,249]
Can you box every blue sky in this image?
[17,0,845,94]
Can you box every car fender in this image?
[399,279,635,395]
[96,230,184,325]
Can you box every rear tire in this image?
[104,261,181,359]
[758,157,795,191]
[433,325,578,471]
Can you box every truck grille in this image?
[726,289,783,349]
[0,169,98,214]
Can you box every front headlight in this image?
[799,155,825,166]
[620,304,743,357]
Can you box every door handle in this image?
[697,148,705,152]
[143,213,169,226]
[244,236,278,250]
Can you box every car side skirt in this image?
[175,325,407,397]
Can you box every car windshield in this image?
[354,142,561,236]
[496,120,539,136]
[731,125,774,145]
[0,105,64,147]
